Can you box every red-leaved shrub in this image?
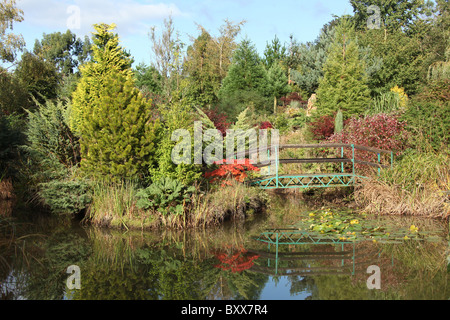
[308,115,336,140]
[327,113,409,165]
[259,121,273,130]
[204,159,260,186]
[280,92,307,107]
[203,108,231,136]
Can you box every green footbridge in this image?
[240,143,394,190]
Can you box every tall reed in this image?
[367,91,402,115]
[84,180,141,229]
[355,150,450,218]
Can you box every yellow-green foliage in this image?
[390,85,408,108]
[79,72,160,180]
[69,23,133,135]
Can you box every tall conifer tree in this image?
[71,23,159,180]
[316,18,371,117]
[70,23,132,134]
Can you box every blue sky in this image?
[11,0,355,67]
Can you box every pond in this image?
[0,195,449,301]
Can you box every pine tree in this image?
[71,23,159,181]
[218,39,269,116]
[263,35,287,70]
[219,39,268,95]
[69,23,132,134]
[79,72,160,180]
[266,62,291,114]
[316,18,371,117]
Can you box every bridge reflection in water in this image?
[250,229,394,276]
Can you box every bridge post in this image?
[267,148,271,176]
[377,153,381,176]
[275,145,279,188]
[351,144,355,177]
[341,147,344,173]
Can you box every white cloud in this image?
[17,0,186,36]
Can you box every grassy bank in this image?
[354,151,450,219]
[84,179,268,231]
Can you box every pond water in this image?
[1,196,449,301]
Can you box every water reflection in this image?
[0,210,449,300]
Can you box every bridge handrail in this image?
[230,143,392,159]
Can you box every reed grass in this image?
[366,92,402,115]
[355,150,450,218]
[84,178,267,231]
[84,180,145,229]
[187,180,267,228]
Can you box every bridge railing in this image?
[230,143,394,180]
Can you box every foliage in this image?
[24,98,80,170]
[308,114,336,141]
[183,30,220,107]
[327,113,409,163]
[271,113,290,135]
[149,16,184,100]
[204,159,260,186]
[366,91,402,115]
[150,102,202,186]
[33,30,92,77]
[0,67,28,115]
[380,150,449,194]
[0,113,24,178]
[134,64,162,89]
[202,108,231,136]
[14,51,59,107]
[70,23,133,134]
[79,72,160,181]
[356,150,449,218]
[390,85,409,108]
[86,180,141,229]
[38,178,92,215]
[351,0,429,31]
[288,109,309,130]
[70,24,158,181]
[218,39,269,115]
[358,28,425,96]
[220,39,267,95]
[402,80,450,150]
[0,0,25,63]
[21,98,90,215]
[266,61,291,113]
[263,35,287,69]
[218,89,271,120]
[334,109,344,134]
[280,92,307,107]
[133,62,162,95]
[296,209,436,242]
[259,121,273,130]
[316,18,371,117]
[136,177,195,216]
[289,36,331,97]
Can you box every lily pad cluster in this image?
[294,209,432,243]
